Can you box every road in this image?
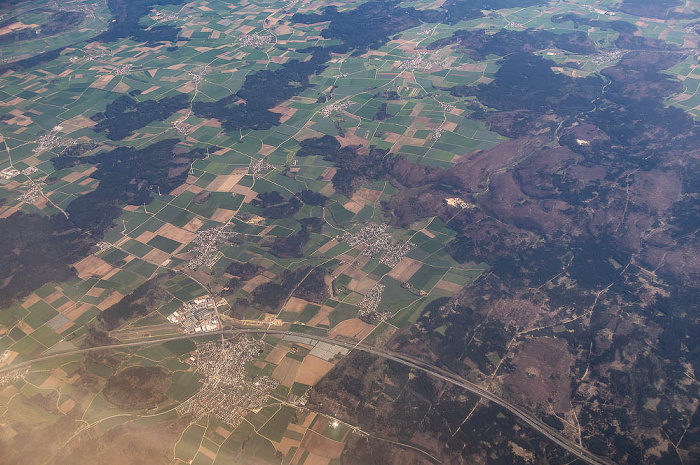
[0,328,614,465]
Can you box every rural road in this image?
[0,328,614,465]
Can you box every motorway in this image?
[0,328,615,465]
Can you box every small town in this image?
[358,283,391,321]
[20,183,41,204]
[0,367,27,388]
[187,224,236,269]
[188,65,209,86]
[321,100,350,117]
[240,32,275,49]
[344,222,388,248]
[399,52,446,71]
[380,240,416,267]
[249,157,275,179]
[33,127,72,153]
[343,223,415,267]
[176,338,279,428]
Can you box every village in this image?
[343,222,416,267]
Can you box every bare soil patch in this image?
[272,357,302,387]
[295,355,335,386]
[328,318,374,340]
[300,430,345,459]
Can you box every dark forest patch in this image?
[0,213,93,308]
[0,140,207,310]
[225,261,263,281]
[249,266,327,312]
[193,47,332,132]
[0,46,67,73]
[293,267,329,303]
[66,139,209,233]
[440,0,545,24]
[61,142,101,158]
[265,230,310,258]
[296,134,342,157]
[385,187,448,228]
[104,366,172,409]
[83,325,118,349]
[295,135,392,197]
[222,262,264,295]
[619,0,687,19]
[0,0,181,74]
[428,29,596,59]
[98,274,172,331]
[309,350,574,464]
[601,52,684,104]
[464,53,602,115]
[51,151,83,171]
[501,337,574,414]
[251,191,285,208]
[51,146,100,170]
[249,267,312,312]
[560,51,696,171]
[91,94,190,141]
[95,0,185,44]
[298,189,328,206]
[374,90,400,100]
[567,238,630,288]
[551,13,638,34]
[292,0,442,51]
[253,189,327,259]
[0,11,84,46]
[262,197,302,219]
[264,217,322,258]
[373,102,393,121]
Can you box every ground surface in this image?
[0,0,699,464]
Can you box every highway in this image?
[0,328,614,465]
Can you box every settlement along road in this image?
[0,328,614,465]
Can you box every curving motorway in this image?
[0,328,615,465]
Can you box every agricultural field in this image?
[1,0,700,463]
